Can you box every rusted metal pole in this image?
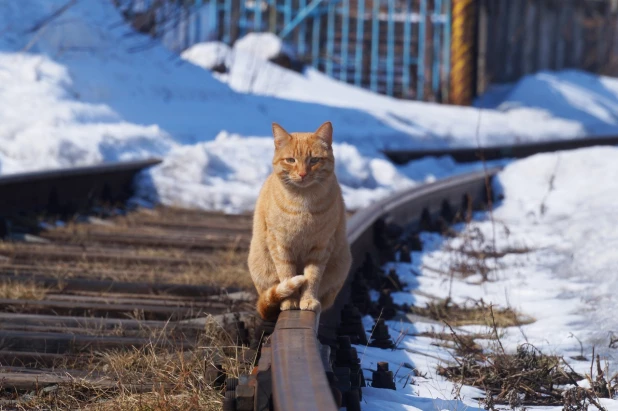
[449,0,477,105]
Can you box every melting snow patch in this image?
[233,32,296,61]
[358,147,618,410]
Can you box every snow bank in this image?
[233,32,296,60]
[416,146,618,367]
[483,70,618,136]
[358,147,618,410]
[185,42,588,149]
[0,52,172,174]
[494,146,618,361]
[180,42,231,71]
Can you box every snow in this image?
[233,32,296,60]
[493,71,618,136]
[359,146,618,410]
[0,0,617,213]
[180,42,231,71]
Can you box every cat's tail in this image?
[257,276,307,320]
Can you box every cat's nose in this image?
[299,171,307,179]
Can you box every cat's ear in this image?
[314,121,333,147]
[272,122,292,149]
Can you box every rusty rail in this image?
[383,134,618,164]
[271,311,338,411]
[0,158,161,217]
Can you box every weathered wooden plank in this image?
[132,206,252,223]
[0,312,201,330]
[0,351,77,367]
[43,294,230,308]
[39,229,250,250]
[0,330,195,353]
[0,271,239,296]
[0,373,114,390]
[0,298,229,320]
[522,0,536,75]
[136,219,251,232]
[0,371,165,392]
[0,323,201,340]
[0,246,210,266]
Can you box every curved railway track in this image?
[383,134,618,164]
[229,136,618,411]
[0,139,616,410]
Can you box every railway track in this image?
[0,161,258,408]
[0,138,615,410]
[0,206,257,403]
[228,135,618,411]
[383,134,618,164]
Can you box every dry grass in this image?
[410,298,534,328]
[0,204,255,290]
[0,247,253,290]
[0,208,255,409]
[0,280,48,300]
[439,344,581,406]
[422,331,486,356]
[175,249,252,289]
[4,316,254,411]
[425,302,616,409]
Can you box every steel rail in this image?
[270,311,338,411]
[0,158,161,218]
[265,167,502,411]
[383,134,618,164]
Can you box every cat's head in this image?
[271,121,335,189]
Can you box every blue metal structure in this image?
[119,0,453,102]
[340,0,349,82]
[370,0,379,92]
[354,0,365,88]
[326,4,335,77]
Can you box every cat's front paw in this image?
[280,298,299,311]
[300,298,321,312]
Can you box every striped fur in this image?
[248,121,352,320]
[256,276,307,320]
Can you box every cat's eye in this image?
[309,157,320,164]
[285,158,296,164]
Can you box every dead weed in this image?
[410,298,534,328]
[4,316,254,411]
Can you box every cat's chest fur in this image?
[265,201,338,239]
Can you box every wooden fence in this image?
[476,0,618,94]
[118,0,618,105]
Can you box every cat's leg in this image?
[300,267,323,312]
[248,229,277,294]
[267,240,300,310]
[299,246,329,312]
[248,251,277,295]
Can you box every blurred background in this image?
[2,0,618,212]
[119,0,618,104]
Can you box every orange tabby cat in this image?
[248,121,352,321]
